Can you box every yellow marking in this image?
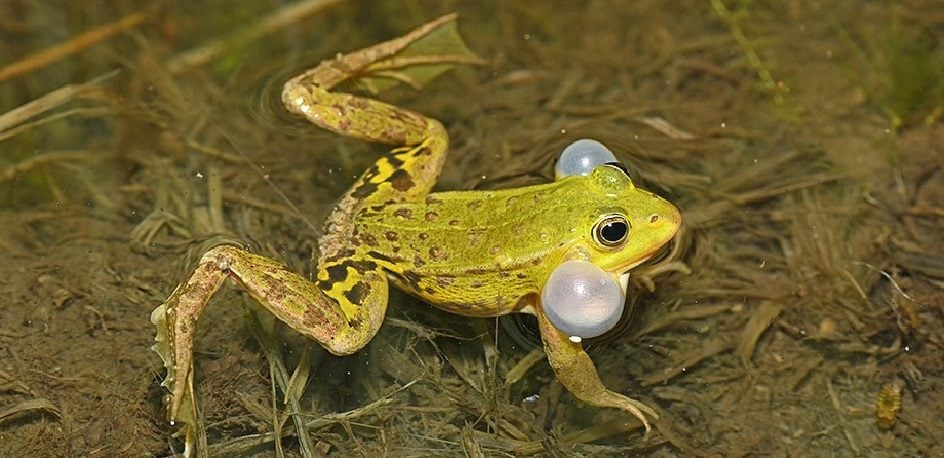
[371,158,397,184]
[317,264,369,320]
[323,265,362,319]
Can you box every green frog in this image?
[151,13,680,443]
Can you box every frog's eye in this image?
[555,139,618,179]
[603,161,632,177]
[593,214,630,247]
[541,260,625,340]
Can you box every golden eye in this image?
[593,214,629,247]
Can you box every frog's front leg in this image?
[151,245,387,424]
[536,309,659,435]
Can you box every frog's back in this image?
[351,182,577,316]
[349,165,681,317]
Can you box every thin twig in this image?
[167,0,347,73]
[0,71,117,134]
[0,398,61,425]
[0,150,99,183]
[0,11,149,82]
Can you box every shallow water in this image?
[1,1,942,456]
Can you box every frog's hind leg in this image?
[152,244,388,424]
[282,13,481,202]
[283,14,482,265]
[282,79,448,200]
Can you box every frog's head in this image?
[573,163,681,273]
[555,139,681,274]
[551,139,680,274]
[539,140,680,341]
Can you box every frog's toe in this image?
[150,300,190,424]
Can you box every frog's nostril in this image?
[649,214,660,224]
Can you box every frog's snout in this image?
[659,201,682,230]
[638,199,682,255]
[646,200,681,232]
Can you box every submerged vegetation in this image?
[837,8,944,129]
[1,0,942,456]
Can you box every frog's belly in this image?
[387,272,538,317]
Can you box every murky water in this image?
[1,1,942,456]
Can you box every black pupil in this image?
[601,220,627,243]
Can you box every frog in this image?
[151,13,681,444]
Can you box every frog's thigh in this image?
[536,310,658,434]
[154,245,388,422]
[220,246,389,351]
[163,245,388,358]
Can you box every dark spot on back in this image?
[413,255,426,268]
[386,154,405,168]
[429,246,448,261]
[344,281,371,305]
[324,264,348,284]
[318,260,378,291]
[351,181,379,199]
[389,169,415,192]
[360,232,378,246]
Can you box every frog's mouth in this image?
[612,235,677,280]
[612,247,660,293]
[611,253,655,288]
